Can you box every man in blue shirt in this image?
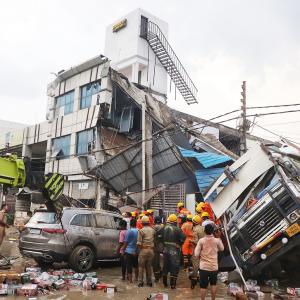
[123,218,139,283]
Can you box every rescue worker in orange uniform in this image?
[137,213,145,230]
[177,202,190,215]
[147,209,154,226]
[199,201,215,221]
[181,214,194,269]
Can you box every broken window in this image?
[56,90,74,115]
[76,129,95,155]
[108,84,142,134]
[52,135,71,158]
[80,81,101,109]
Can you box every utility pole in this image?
[239,81,247,155]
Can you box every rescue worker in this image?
[0,204,9,247]
[137,215,155,287]
[162,214,185,289]
[136,213,145,230]
[196,203,204,218]
[131,211,138,220]
[178,213,187,228]
[199,201,215,221]
[189,215,205,288]
[181,214,194,269]
[147,209,154,226]
[177,202,190,215]
[153,216,164,282]
[202,212,216,228]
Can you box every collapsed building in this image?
[0,8,268,215]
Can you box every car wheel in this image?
[69,245,95,272]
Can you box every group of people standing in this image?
[118,202,224,300]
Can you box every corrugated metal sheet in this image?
[97,134,198,197]
[179,147,232,168]
[195,168,225,193]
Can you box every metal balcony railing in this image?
[140,18,198,105]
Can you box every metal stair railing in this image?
[140,19,198,105]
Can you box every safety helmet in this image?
[139,213,145,218]
[141,215,150,224]
[131,211,137,217]
[147,209,154,215]
[192,215,202,225]
[187,214,193,221]
[177,202,184,208]
[198,202,206,209]
[202,212,210,218]
[196,203,203,213]
[167,214,177,223]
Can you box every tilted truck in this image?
[205,143,300,278]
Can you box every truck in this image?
[205,143,300,278]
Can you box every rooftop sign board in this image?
[112,19,127,32]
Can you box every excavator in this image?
[0,153,64,211]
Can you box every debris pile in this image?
[0,267,117,296]
[224,274,300,299]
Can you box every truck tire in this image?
[69,245,95,272]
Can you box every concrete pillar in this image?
[131,62,140,83]
[73,87,81,112]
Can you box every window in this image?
[70,214,94,227]
[76,129,95,155]
[56,90,74,115]
[52,135,71,158]
[30,212,58,224]
[80,81,101,109]
[95,214,115,229]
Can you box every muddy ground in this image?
[0,229,295,300]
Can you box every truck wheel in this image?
[69,245,95,272]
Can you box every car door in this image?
[93,214,119,258]
[67,213,96,249]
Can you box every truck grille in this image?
[240,204,282,243]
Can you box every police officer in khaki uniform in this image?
[190,214,205,288]
[137,215,155,287]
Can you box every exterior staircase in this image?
[140,17,198,105]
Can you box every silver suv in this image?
[19,208,123,272]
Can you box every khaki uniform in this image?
[190,224,205,280]
[137,225,155,285]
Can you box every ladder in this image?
[140,18,198,105]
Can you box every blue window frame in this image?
[77,129,95,155]
[56,90,74,115]
[80,81,101,109]
[52,135,71,158]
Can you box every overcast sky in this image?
[0,0,299,143]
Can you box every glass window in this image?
[76,129,95,155]
[56,90,74,115]
[80,81,101,109]
[95,214,115,229]
[52,135,71,158]
[30,212,58,224]
[70,214,94,227]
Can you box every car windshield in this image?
[29,212,58,224]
